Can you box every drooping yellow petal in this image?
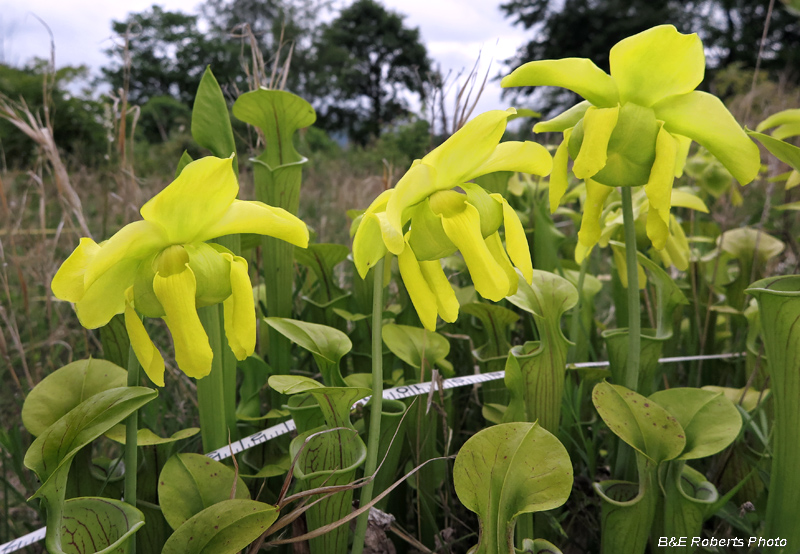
[485,232,518,297]
[644,125,679,250]
[75,257,140,329]
[51,238,100,302]
[198,199,309,248]
[418,259,459,323]
[353,213,390,278]
[153,264,213,379]
[573,106,620,180]
[534,102,591,133]
[673,134,693,177]
[222,254,256,360]
[664,215,689,271]
[610,242,646,289]
[398,245,439,331]
[549,128,573,212]
[491,193,533,283]
[501,59,619,108]
[140,156,239,244]
[440,203,509,302]
[654,91,760,185]
[609,25,704,107]
[125,287,165,387]
[466,141,553,180]
[575,179,613,263]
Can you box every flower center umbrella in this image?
[352,108,553,331]
[52,155,309,386]
[502,24,760,261]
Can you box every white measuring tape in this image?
[0,351,745,553]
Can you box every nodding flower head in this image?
[52,156,309,385]
[502,24,760,261]
[352,109,553,330]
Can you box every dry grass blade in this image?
[248,402,414,553]
[0,96,91,238]
[425,49,493,137]
[264,455,454,547]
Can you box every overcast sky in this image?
[0,0,532,119]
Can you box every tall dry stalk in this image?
[424,49,493,137]
[0,16,91,239]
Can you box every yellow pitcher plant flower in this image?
[597,187,709,273]
[51,156,309,386]
[502,24,760,261]
[352,109,552,331]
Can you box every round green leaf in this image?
[506,270,578,325]
[592,382,685,463]
[719,227,785,267]
[649,388,742,460]
[265,317,351,386]
[162,499,279,554]
[265,318,351,364]
[25,386,157,489]
[382,323,451,371]
[159,453,250,531]
[22,358,127,437]
[453,422,573,554]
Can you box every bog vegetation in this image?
[2,1,800,554]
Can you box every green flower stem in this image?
[214,234,240,442]
[124,345,140,554]
[567,255,589,363]
[620,187,641,390]
[352,258,386,554]
[197,305,230,452]
[613,187,641,481]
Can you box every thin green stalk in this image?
[197,305,230,452]
[620,187,641,390]
[567,255,589,363]
[614,187,641,481]
[215,234,240,441]
[124,345,140,554]
[352,258,386,554]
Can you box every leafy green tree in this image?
[0,61,106,168]
[101,6,240,105]
[311,0,431,145]
[501,0,800,114]
[200,0,325,97]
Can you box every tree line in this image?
[1,0,798,170]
